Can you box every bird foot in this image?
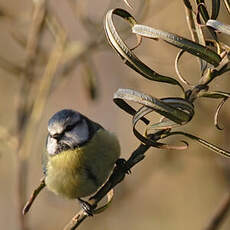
[116,158,131,174]
[78,198,95,216]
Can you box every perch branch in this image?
[203,192,230,230]
[63,143,150,230]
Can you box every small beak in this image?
[51,133,63,142]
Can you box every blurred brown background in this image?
[1,0,230,230]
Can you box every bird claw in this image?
[116,158,131,174]
[78,198,94,216]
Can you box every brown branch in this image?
[203,192,230,230]
[63,143,150,230]
[17,16,67,229]
[25,0,46,69]
[22,177,46,215]
[15,2,47,230]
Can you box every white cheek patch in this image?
[47,136,58,155]
[48,124,63,136]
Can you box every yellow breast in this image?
[45,129,120,199]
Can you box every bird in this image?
[43,109,121,213]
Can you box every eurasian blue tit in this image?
[43,109,120,203]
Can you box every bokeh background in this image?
[1,0,230,230]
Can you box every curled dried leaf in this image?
[114,88,193,124]
[214,97,228,130]
[195,2,217,40]
[207,20,230,36]
[175,50,192,86]
[114,88,194,147]
[163,131,230,158]
[132,24,221,67]
[196,2,210,22]
[197,91,230,130]
[104,8,184,90]
[211,0,220,20]
[223,0,230,14]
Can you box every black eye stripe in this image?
[65,123,76,132]
[51,133,63,141]
[64,117,84,132]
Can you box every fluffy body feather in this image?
[44,128,120,199]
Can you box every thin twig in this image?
[0,56,24,76]
[25,0,46,69]
[16,2,46,230]
[22,177,46,215]
[203,192,230,230]
[17,24,67,228]
[18,14,67,161]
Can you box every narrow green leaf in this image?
[211,0,220,19]
[114,88,192,124]
[223,0,230,14]
[132,24,221,67]
[196,2,217,40]
[196,1,210,22]
[183,0,193,10]
[198,90,230,98]
[104,8,184,90]
[163,131,230,158]
[114,88,194,147]
[207,20,230,36]
[147,119,178,131]
[184,4,207,74]
[113,89,149,124]
[132,109,165,147]
[132,106,186,149]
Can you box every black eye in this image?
[51,133,63,141]
[65,124,76,132]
